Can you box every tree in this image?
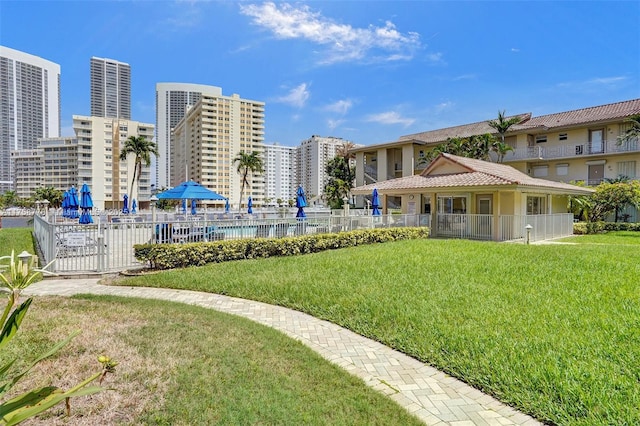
[487,110,523,161]
[491,141,514,163]
[1,191,19,208]
[233,150,263,212]
[33,186,63,208]
[119,136,158,200]
[589,181,640,222]
[324,156,355,209]
[617,114,640,146]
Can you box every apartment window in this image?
[533,165,548,177]
[535,135,547,144]
[559,133,568,141]
[556,163,569,176]
[617,161,637,178]
[527,196,546,215]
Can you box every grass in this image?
[1,295,422,425]
[558,230,640,245]
[0,227,36,256]
[119,238,640,426]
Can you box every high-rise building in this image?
[263,143,297,204]
[0,46,60,192]
[73,115,154,209]
[90,57,131,120]
[298,135,355,202]
[155,83,223,189]
[170,91,265,209]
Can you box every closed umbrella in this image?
[131,199,137,214]
[225,198,230,213]
[295,185,307,218]
[371,188,381,216]
[247,197,253,214]
[191,199,197,215]
[122,194,130,214]
[62,191,69,218]
[79,183,94,224]
[181,199,187,214]
[68,186,79,219]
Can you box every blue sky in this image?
[1,1,639,147]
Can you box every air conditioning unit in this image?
[575,145,583,155]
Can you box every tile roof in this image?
[352,153,594,195]
[398,113,531,144]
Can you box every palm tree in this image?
[492,141,514,163]
[119,136,158,200]
[617,114,640,146]
[233,150,263,212]
[487,110,523,162]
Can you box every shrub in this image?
[573,221,640,234]
[134,227,430,270]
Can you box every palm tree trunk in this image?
[130,162,138,199]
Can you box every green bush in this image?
[135,227,430,270]
[573,221,640,234]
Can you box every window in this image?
[535,135,547,144]
[533,165,548,177]
[559,133,568,141]
[617,161,637,178]
[527,196,546,215]
[556,163,569,176]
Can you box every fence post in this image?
[48,221,57,272]
[97,234,105,272]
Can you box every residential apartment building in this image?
[170,92,265,208]
[73,116,154,210]
[155,83,224,189]
[263,143,297,204]
[298,135,356,202]
[0,46,60,192]
[352,98,640,217]
[11,148,43,198]
[90,57,131,120]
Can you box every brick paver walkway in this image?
[25,279,542,426]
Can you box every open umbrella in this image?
[122,194,130,214]
[68,186,79,219]
[79,183,94,224]
[247,197,253,214]
[157,180,227,201]
[191,199,197,215]
[225,198,230,213]
[131,199,137,214]
[371,188,381,216]
[295,185,307,218]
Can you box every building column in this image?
[402,144,414,177]
[355,151,365,187]
[377,149,388,183]
[492,191,501,241]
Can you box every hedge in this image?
[134,227,430,270]
[573,221,640,234]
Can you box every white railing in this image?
[433,214,493,240]
[507,139,639,161]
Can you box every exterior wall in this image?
[169,93,265,209]
[73,116,154,210]
[90,57,131,120]
[12,148,43,198]
[155,83,223,189]
[0,46,60,192]
[264,143,297,204]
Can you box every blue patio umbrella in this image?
[371,188,381,216]
[295,185,307,218]
[131,199,137,214]
[68,186,79,219]
[78,183,94,224]
[191,199,197,215]
[225,198,230,213]
[122,194,130,214]
[247,196,253,214]
[181,199,187,214]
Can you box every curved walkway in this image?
[25,279,542,426]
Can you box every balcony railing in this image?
[505,139,639,162]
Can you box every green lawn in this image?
[120,237,640,426]
[1,295,422,425]
[558,230,640,245]
[0,227,35,256]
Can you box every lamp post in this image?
[525,224,533,244]
[150,195,158,224]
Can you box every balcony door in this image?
[589,129,604,154]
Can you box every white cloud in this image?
[435,101,454,112]
[366,111,415,127]
[324,99,353,115]
[240,2,421,64]
[452,74,476,81]
[426,52,444,64]
[275,83,310,108]
[557,76,629,89]
[511,48,520,53]
[327,119,345,130]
